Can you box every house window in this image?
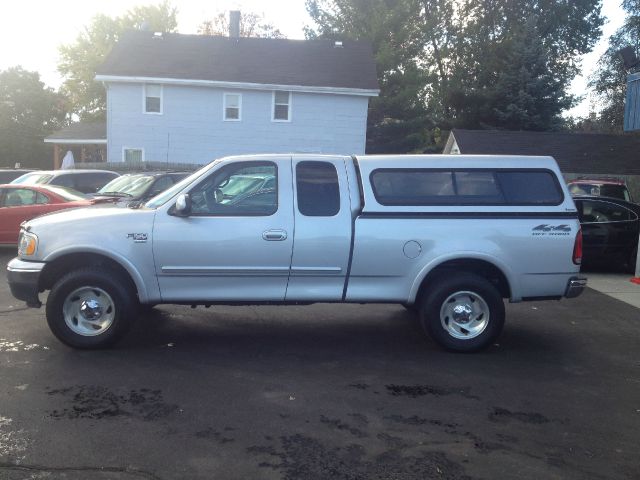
[144,84,162,114]
[224,93,242,121]
[123,148,144,163]
[272,91,291,121]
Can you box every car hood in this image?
[25,204,151,228]
[22,206,157,262]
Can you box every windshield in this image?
[599,185,630,201]
[43,185,89,201]
[11,172,54,185]
[145,161,221,208]
[570,183,630,201]
[99,174,155,196]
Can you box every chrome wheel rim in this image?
[440,290,489,340]
[62,286,116,336]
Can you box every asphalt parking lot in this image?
[0,248,638,480]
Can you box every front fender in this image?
[43,245,156,303]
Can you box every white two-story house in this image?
[83,27,378,166]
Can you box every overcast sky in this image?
[0,0,627,118]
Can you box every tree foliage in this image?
[306,0,604,152]
[590,0,640,131]
[198,12,284,38]
[58,1,178,120]
[0,67,68,168]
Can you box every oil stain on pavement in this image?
[46,386,179,421]
[248,434,475,480]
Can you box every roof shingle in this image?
[44,122,106,142]
[448,129,640,175]
[96,31,379,92]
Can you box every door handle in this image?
[262,229,288,241]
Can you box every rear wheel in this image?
[420,273,505,352]
[46,268,137,349]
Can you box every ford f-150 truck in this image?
[7,154,586,352]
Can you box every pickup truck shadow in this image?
[119,303,567,361]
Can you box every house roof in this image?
[96,31,379,95]
[44,122,107,144]
[445,129,640,175]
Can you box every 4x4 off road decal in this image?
[532,224,571,236]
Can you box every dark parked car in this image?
[11,169,119,194]
[0,169,35,184]
[574,196,640,272]
[94,172,190,202]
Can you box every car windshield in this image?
[145,161,221,208]
[599,185,630,201]
[98,174,155,197]
[11,172,53,185]
[42,185,89,201]
[570,183,630,201]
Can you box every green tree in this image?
[439,0,603,130]
[307,0,603,151]
[470,16,573,130]
[198,11,284,38]
[590,0,640,131]
[0,67,68,168]
[58,1,178,120]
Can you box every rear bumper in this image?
[7,257,45,308]
[565,276,587,299]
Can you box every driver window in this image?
[189,162,277,216]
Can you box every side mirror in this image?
[174,193,192,216]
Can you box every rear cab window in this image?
[296,161,340,216]
[370,169,563,206]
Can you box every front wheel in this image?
[46,268,137,349]
[420,273,505,352]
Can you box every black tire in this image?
[45,268,137,349]
[139,304,157,314]
[419,272,505,352]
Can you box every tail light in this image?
[573,228,582,265]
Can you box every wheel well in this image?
[416,259,511,302]
[39,253,138,297]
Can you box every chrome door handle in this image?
[262,229,288,241]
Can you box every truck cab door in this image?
[152,158,294,302]
[286,157,354,301]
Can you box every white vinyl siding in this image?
[223,93,242,121]
[144,84,162,114]
[107,83,370,163]
[272,91,291,122]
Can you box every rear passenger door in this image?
[286,158,353,301]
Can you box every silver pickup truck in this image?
[7,154,586,352]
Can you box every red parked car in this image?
[0,184,96,244]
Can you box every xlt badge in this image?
[126,233,148,243]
